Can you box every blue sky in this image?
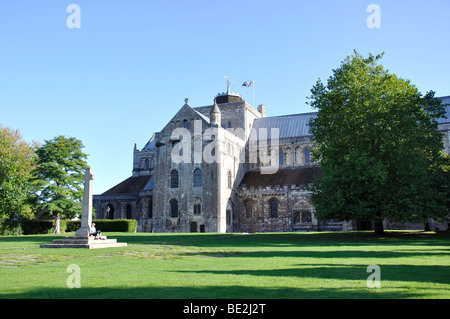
[1,0,449,194]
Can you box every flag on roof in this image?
[242,80,253,87]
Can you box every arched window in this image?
[227,121,232,128]
[193,168,202,187]
[170,170,179,188]
[126,204,132,219]
[193,197,202,215]
[145,159,150,170]
[148,196,153,218]
[285,148,292,166]
[295,146,302,165]
[227,170,232,189]
[301,211,312,223]
[194,203,201,215]
[305,148,310,164]
[107,204,114,220]
[170,199,178,218]
[279,150,284,166]
[269,198,278,218]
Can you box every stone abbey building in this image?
[93,90,450,233]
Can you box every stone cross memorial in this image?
[40,167,127,249]
[75,168,95,237]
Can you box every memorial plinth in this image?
[40,236,127,249]
[40,167,127,249]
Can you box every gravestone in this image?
[40,167,127,249]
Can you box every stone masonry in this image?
[93,92,450,233]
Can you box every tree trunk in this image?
[373,210,385,235]
[53,212,61,234]
[374,220,384,235]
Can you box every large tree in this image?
[0,126,37,228]
[35,136,88,233]
[308,51,449,235]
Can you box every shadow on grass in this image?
[179,247,450,260]
[2,230,449,247]
[101,231,450,249]
[2,284,428,299]
[2,232,449,300]
[172,264,450,286]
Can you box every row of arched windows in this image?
[170,168,203,188]
[141,158,154,170]
[169,198,202,218]
[279,147,311,166]
[244,198,279,218]
[244,199,314,222]
[105,203,137,219]
[170,169,233,189]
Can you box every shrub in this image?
[66,220,80,232]
[0,220,23,236]
[21,220,54,235]
[20,220,68,235]
[66,219,137,233]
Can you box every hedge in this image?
[16,219,137,235]
[21,220,68,235]
[66,219,138,233]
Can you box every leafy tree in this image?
[0,126,37,229]
[308,51,449,235]
[35,136,88,233]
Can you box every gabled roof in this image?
[142,135,156,151]
[103,175,153,195]
[160,102,211,136]
[192,108,210,123]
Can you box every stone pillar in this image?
[75,168,95,237]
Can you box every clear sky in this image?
[1,0,449,194]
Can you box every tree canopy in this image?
[308,51,449,234]
[0,126,37,225]
[35,136,88,233]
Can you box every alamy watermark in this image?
[66,264,81,288]
[66,4,81,29]
[65,4,379,30]
[367,4,381,29]
[170,120,281,174]
[366,264,381,288]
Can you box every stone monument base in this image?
[40,236,127,249]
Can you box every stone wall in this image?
[237,184,343,233]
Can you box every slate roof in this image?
[192,108,210,123]
[239,166,322,188]
[250,112,317,140]
[142,136,156,151]
[249,96,449,140]
[102,175,153,195]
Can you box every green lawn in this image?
[0,231,449,299]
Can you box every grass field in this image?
[0,231,449,299]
